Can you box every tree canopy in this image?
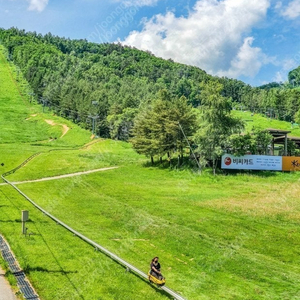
[1,27,300,171]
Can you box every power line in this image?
[178,123,201,172]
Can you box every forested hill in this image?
[0,27,248,138]
[1,27,300,141]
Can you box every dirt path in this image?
[0,167,118,186]
[0,267,17,300]
[45,119,70,138]
[25,114,37,121]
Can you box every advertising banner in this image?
[221,154,282,171]
[282,157,300,171]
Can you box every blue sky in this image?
[1,0,300,86]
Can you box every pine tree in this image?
[131,90,197,164]
[196,80,244,175]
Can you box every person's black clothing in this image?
[150,261,162,279]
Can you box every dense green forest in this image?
[1,27,300,167]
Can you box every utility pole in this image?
[88,115,100,136]
[40,97,48,113]
[88,100,100,136]
[28,92,35,103]
[179,123,201,173]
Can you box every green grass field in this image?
[233,110,300,136]
[1,45,300,300]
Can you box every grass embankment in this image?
[0,44,91,173]
[233,110,300,136]
[4,141,299,300]
[0,46,167,299]
[1,45,300,300]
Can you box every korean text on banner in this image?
[221,155,282,171]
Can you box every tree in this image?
[107,108,138,141]
[294,107,300,124]
[196,80,244,175]
[170,95,197,162]
[227,129,273,156]
[227,133,254,156]
[252,129,273,155]
[130,108,159,164]
[131,90,197,164]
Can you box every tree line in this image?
[1,27,300,171]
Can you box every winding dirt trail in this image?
[0,167,118,186]
[45,119,70,138]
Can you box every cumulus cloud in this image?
[216,37,269,78]
[27,0,49,12]
[273,71,285,83]
[282,58,297,71]
[281,0,300,19]
[272,58,298,83]
[122,0,271,79]
[115,0,159,7]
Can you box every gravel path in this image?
[0,267,17,300]
[0,166,118,186]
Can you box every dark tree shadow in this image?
[24,266,78,275]
[33,224,85,300]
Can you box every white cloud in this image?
[281,0,300,19]
[121,0,271,79]
[216,37,268,78]
[27,0,49,12]
[272,58,297,83]
[115,0,159,7]
[273,71,285,83]
[275,1,282,10]
[282,58,297,71]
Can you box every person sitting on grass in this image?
[150,257,164,280]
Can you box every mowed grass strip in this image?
[0,185,168,300]
[6,140,142,181]
[1,44,300,300]
[14,157,300,300]
[0,47,61,143]
[0,45,90,148]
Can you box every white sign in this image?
[221,155,282,171]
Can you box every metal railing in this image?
[1,160,188,300]
[1,139,102,179]
[2,152,41,177]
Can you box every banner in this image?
[221,155,282,171]
[282,157,300,171]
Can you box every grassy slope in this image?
[0,47,166,300]
[233,110,300,136]
[1,45,300,300]
[10,142,300,300]
[0,46,168,300]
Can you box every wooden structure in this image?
[267,128,300,156]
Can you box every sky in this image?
[1,0,300,86]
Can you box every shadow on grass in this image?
[123,268,175,300]
[143,157,199,172]
[0,219,35,223]
[97,252,175,300]
[143,159,280,178]
[222,169,278,178]
[34,224,86,300]
[24,266,78,275]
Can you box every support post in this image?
[21,210,29,235]
[88,115,99,136]
[284,134,288,156]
